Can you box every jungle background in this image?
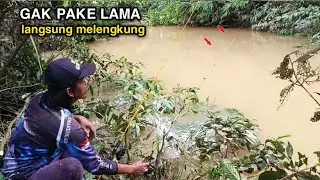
[1,0,320,179]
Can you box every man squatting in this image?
[1,58,149,179]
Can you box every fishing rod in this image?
[108,4,199,164]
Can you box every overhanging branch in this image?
[293,45,320,64]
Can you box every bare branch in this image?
[0,83,40,93]
[289,58,320,107]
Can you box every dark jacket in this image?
[1,93,118,179]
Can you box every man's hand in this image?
[130,161,150,175]
[73,115,96,139]
[117,161,149,175]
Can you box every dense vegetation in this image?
[1,0,320,180]
[142,0,320,43]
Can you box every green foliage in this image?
[145,0,187,26]
[228,135,320,180]
[144,0,250,26]
[251,2,320,42]
[210,162,241,180]
[143,0,320,42]
[190,1,217,25]
[258,137,320,179]
[0,39,47,116]
[6,41,45,85]
[195,108,259,158]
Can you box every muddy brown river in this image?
[89,26,320,163]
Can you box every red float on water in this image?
[217,25,225,32]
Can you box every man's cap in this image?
[45,57,96,89]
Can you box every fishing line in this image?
[119,4,198,143]
[196,34,236,90]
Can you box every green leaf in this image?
[314,151,320,163]
[134,81,144,91]
[311,166,317,173]
[304,157,309,166]
[191,109,198,114]
[220,163,241,180]
[133,94,143,101]
[299,152,305,159]
[296,160,304,168]
[286,142,293,157]
[283,161,291,169]
[107,111,114,122]
[290,159,294,167]
[63,0,70,7]
[258,170,285,180]
[276,135,291,140]
[297,171,320,180]
[89,85,94,96]
[270,140,286,154]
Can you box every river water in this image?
[89,26,320,163]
